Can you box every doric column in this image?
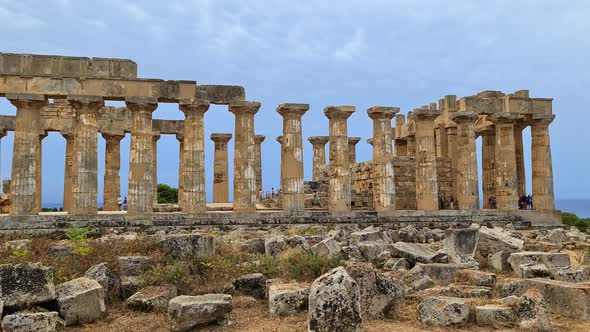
[0,130,5,194]
[37,132,47,212]
[276,135,284,190]
[308,136,329,181]
[176,133,185,207]
[368,106,399,212]
[277,103,309,213]
[446,125,458,199]
[480,126,496,209]
[229,101,260,213]
[254,135,266,195]
[8,93,47,215]
[436,122,449,158]
[488,112,519,210]
[102,133,124,211]
[324,106,355,213]
[451,111,479,209]
[67,96,103,214]
[211,133,232,203]
[530,114,556,210]
[412,109,440,210]
[179,99,210,213]
[514,121,527,196]
[347,137,361,164]
[126,97,158,215]
[62,132,75,211]
[152,134,160,205]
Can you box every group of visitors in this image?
[519,194,533,210]
[258,188,280,201]
[438,194,456,210]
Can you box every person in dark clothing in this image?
[527,194,533,210]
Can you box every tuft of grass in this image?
[278,248,343,281]
[140,261,193,292]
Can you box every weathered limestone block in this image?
[308,267,362,332]
[554,268,590,283]
[383,258,411,271]
[127,286,177,312]
[167,294,232,332]
[1,311,65,332]
[454,270,497,288]
[350,227,388,244]
[117,256,152,277]
[264,235,287,256]
[390,242,438,264]
[3,239,32,252]
[357,241,387,263]
[415,284,493,299]
[0,263,55,307]
[55,277,106,325]
[475,304,516,326]
[416,296,469,327]
[489,251,512,272]
[162,233,215,260]
[443,228,479,256]
[239,238,265,254]
[515,289,553,332]
[84,263,121,302]
[120,276,141,300]
[409,263,469,286]
[233,273,267,300]
[507,251,571,277]
[346,262,405,319]
[268,283,309,316]
[475,226,524,266]
[310,238,341,257]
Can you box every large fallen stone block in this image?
[162,233,215,260]
[390,242,438,264]
[454,270,497,288]
[489,251,511,272]
[308,267,362,332]
[410,263,468,286]
[443,228,479,256]
[383,258,410,271]
[502,278,590,320]
[346,262,405,319]
[415,284,493,298]
[127,286,177,312]
[0,263,55,307]
[239,238,265,254]
[310,238,341,257]
[120,276,141,300]
[416,296,469,327]
[476,226,524,266]
[117,256,151,276]
[507,251,571,277]
[168,294,232,332]
[84,263,120,302]
[350,226,388,244]
[475,304,516,327]
[55,277,106,325]
[1,311,65,332]
[3,239,32,252]
[268,283,309,316]
[264,235,288,256]
[357,241,387,263]
[234,273,267,300]
[515,288,553,332]
[554,267,590,283]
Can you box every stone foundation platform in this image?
[0,209,561,235]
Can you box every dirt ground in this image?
[66,300,590,332]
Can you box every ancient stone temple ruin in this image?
[0,53,559,227]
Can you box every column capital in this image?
[101,133,125,142]
[39,130,48,140]
[395,114,406,126]
[276,135,283,144]
[367,106,400,120]
[179,99,210,115]
[451,111,479,124]
[152,133,161,142]
[348,137,361,145]
[410,109,440,121]
[308,136,329,145]
[66,95,104,112]
[0,129,6,139]
[176,133,184,142]
[528,114,555,127]
[125,97,158,113]
[229,101,261,115]
[488,112,519,125]
[475,125,495,137]
[323,106,355,120]
[210,133,232,144]
[7,93,47,109]
[276,103,309,118]
[255,135,266,144]
[367,138,373,146]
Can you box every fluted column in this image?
[406,134,416,156]
[368,106,399,212]
[452,111,479,209]
[37,132,47,212]
[176,133,185,207]
[480,127,496,209]
[514,121,527,196]
[102,133,124,211]
[412,109,440,210]
[8,93,47,215]
[179,99,210,213]
[277,103,309,213]
[126,97,158,215]
[347,137,361,164]
[254,135,265,195]
[436,123,448,158]
[62,132,75,211]
[308,136,329,181]
[152,134,160,206]
[229,101,260,213]
[276,135,284,190]
[0,131,5,194]
[446,125,458,200]
[324,106,355,213]
[488,112,519,210]
[67,96,103,214]
[530,114,556,210]
[211,133,232,203]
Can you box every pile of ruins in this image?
[0,53,557,222]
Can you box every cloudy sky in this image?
[0,0,588,205]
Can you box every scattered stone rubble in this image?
[1,223,589,330]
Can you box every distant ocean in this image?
[43,199,590,218]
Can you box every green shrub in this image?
[141,261,192,291]
[562,212,590,232]
[157,184,178,203]
[65,227,93,255]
